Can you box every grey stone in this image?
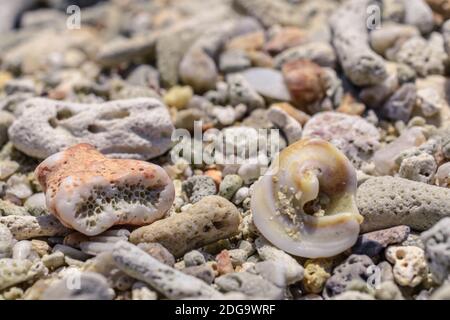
[12,240,39,261]
[137,242,175,267]
[8,98,174,160]
[380,83,417,122]
[0,224,14,258]
[0,111,15,148]
[183,250,206,267]
[357,176,450,232]
[323,254,375,298]
[0,199,29,216]
[430,283,450,300]
[402,0,434,34]
[41,271,114,300]
[52,244,91,261]
[274,42,336,69]
[329,0,387,86]
[255,237,304,285]
[398,152,437,183]
[126,65,160,91]
[303,111,380,167]
[421,218,450,284]
[267,106,302,145]
[219,50,251,73]
[215,271,283,299]
[130,196,241,257]
[0,259,47,290]
[112,240,222,299]
[179,47,218,93]
[5,174,32,200]
[182,264,215,284]
[24,193,47,216]
[254,261,287,288]
[0,160,19,180]
[182,175,217,203]
[352,226,411,257]
[394,34,446,77]
[227,73,265,110]
[219,174,243,200]
[241,68,291,101]
[0,214,70,240]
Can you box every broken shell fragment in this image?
[34,143,175,236]
[251,138,363,258]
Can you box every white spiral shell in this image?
[251,138,363,258]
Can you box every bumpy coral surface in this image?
[34,144,174,236]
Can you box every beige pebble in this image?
[130,196,241,257]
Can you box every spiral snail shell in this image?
[251,138,363,258]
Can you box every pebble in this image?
[398,152,437,183]
[219,50,251,73]
[227,73,265,110]
[182,175,217,203]
[0,215,70,240]
[303,111,380,167]
[369,23,419,56]
[274,42,336,69]
[436,162,450,187]
[130,196,241,257]
[302,258,333,294]
[23,193,47,216]
[113,240,223,299]
[240,68,291,101]
[0,111,15,148]
[41,271,115,300]
[265,27,308,55]
[228,249,248,267]
[184,250,206,267]
[255,237,304,285]
[323,254,375,298]
[254,260,287,288]
[231,187,249,205]
[0,259,47,291]
[8,98,174,160]
[282,59,326,109]
[267,102,302,145]
[380,83,417,122]
[421,218,450,284]
[394,34,447,77]
[357,176,450,232]
[385,246,428,287]
[12,240,39,261]
[131,282,158,300]
[5,174,32,200]
[182,264,215,284]
[179,47,218,93]
[329,0,387,86]
[403,0,434,34]
[0,224,14,258]
[416,87,445,117]
[352,226,411,257]
[52,244,91,261]
[215,271,284,299]
[0,160,19,181]
[218,174,243,200]
[216,249,234,275]
[372,127,426,175]
[137,243,175,267]
[41,251,65,270]
[0,199,29,216]
[163,85,193,109]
